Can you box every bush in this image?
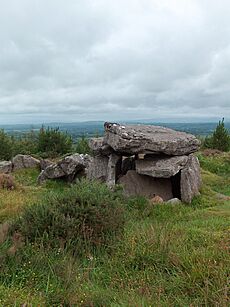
[37,126,73,157]
[12,180,124,255]
[0,130,13,160]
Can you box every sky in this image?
[0,0,230,124]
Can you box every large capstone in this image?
[104,123,200,156]
[118,170,173,200]
[180,154,202,203]
[136,155,188,178]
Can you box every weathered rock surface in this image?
[0,161,12,174]
[40,159,54,171]
[118,170,173,200]
[87,155,109,182]
[104,124,200,156]
[136,155,188,178]
[89,138,113,156]
[12,155,40,171]
[38,154,92,184]
[181,154,202,203]
[107,153,122,187]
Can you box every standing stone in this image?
[106,153,122,187]
[181,154,202,203]
[117,170,173,200]
[87,155,109,182]
[0,161,12,174]
[136,155,188,178]
[104,123,200,155]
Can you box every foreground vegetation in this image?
[0,150,229,306]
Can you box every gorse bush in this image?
[12,179,124,255]
[37,126,73,157]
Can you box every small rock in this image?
[215,193,230,201]
[166,198,182,205]
[150,195,164,204]
[0,174,15,190]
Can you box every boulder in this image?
[136,155,188,178]
[118,170,173,200]
[180,154,202,203]
[40,159,54,171]
[87,155,109,182]
[104,123,200,156]
[37,154,92,184]
[0,161,12,174]
[12,155,40,171]
[89,137,113,156]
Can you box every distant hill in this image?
[1,121,230,141]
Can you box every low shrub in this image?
[12,180,124,255]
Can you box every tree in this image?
[0,130,13,160]
[37,126,73,157]
[212,118,230,152]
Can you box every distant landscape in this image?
[2,121,230,141]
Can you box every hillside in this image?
[0,151,229,306]
[2,121,230,141]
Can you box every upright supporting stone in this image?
[180,154,202,203]
[106,153,122,187]
[87,155,109,182]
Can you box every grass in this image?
[0,152,230,306]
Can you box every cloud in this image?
[0,0,230,123]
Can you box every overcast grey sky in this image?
[0,0,230,124]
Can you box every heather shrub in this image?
[12,180,124,255]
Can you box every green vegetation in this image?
[37,126,73,157]
[0,152,229,306]
[204,118,230,152]
[0,130,13,160]
[0,127,93,159]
